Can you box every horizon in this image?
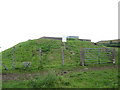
[0,36,118,51]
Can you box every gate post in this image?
[98,48,101,64]
[61,47,64,65]
[112,48,116,64]
[80,47,85,66]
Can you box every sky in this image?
[0,0,119,51]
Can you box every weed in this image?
[28,72,58,88]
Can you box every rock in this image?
[84,68,88,70]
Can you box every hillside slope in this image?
[2,38,114,71]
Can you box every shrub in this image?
[28,72,59,88]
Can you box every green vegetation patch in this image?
[1,38,118,73]
[2,68,118,88]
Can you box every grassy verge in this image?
[2,68,118,88]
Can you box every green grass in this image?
[2,38,118,73]
[28,72,59,88]
[2,80,30,88]
[1,38,119,88]
[2,68,118,88]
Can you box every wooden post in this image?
[62,47,64,65]
[80,48,85,66]
[12,47,15,69]
[63,42,66,50]
[38,48,43,68]
[61,36,66,65]
[98,49,101,64]
[112,48,116,64]
[39,48,42,62]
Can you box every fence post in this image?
[112,48,116,64]
[38,48,43,69]
[63,42,66,50]
[61,47,64,65]
[80,47,85,66]
[12,47,15,69]
[98,49,101,64]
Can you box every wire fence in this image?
[2,46,116,70]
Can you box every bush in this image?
[28,72,59,88]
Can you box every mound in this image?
[2,38,112,70]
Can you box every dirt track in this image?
[2,65,118,82]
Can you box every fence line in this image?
[2,47,116,70]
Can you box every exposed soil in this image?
[2,65,118,82]
[58,65,118,76]
[2,71,48,82]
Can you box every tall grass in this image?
[2,68,118,88]
[28,72,60,88]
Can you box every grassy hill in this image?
[2,38,117,72]
[1,38,119,88]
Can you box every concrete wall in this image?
[41,37,91,42]
[41,37,62,40]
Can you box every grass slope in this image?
[2,38,119,88]
[2,68,118,88]
[2,38,116,72]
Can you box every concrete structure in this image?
[67,36,79,39]
[41,36,62,40]
[41,36,91,42]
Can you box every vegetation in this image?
[2,68,118,88]
[1,38,119,88]
[97,40,120,47]
[2,38,116,72]
[28,72,59,88]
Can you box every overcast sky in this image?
[0,0,119,51]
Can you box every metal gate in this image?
[80,48,116,66]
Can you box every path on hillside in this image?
[2,65,118,82]
[57,65,118,76]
